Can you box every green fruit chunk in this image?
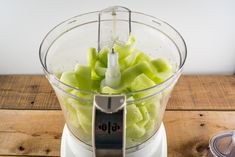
[150,58,173,84]
[113,43,133,59]
[94,61,106,77]
[88,47,98,68]
[119,50,138,71]
[77,112,92,135]
[145,120,155,135]
[151,58,171,73]
[99,47,109,66]
[91,70,102,80]
[130,74,156,98]
[145,100,160,120]
[121,61,155,88]
[126,123,145,138]
[127,33,136,45]
[60,96,80,128]
[91,79,101,91]
[133,51,151,65]
[101,86,121,94]
[74,64,92,90]
[137,106,150,127]
[114,34,136,59]
[60,71,79,89]
[126,104,143,126]
[68,106,80,128]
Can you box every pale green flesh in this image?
[58,34,173,146]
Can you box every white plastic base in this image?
[61,123,167,157]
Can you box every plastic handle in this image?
[92,95,126,157]
[97,6,132,52]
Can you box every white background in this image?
[0,0,234,74]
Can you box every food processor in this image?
[39,6,187,157]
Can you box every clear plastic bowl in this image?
[39,8,187,149]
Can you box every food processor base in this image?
[61,123,167,157]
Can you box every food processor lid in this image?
[209,130,235,157]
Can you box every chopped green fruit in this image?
[91,79,101,91]
[145,100,160,119]
[101,86,121,94]
[145,120,155,135]
[57,34,175,145]
[94,60,106,77]
[113,43,133,59]
[60,71,79,89]
[99,47,109,66]
[151,58,171,73]
[126,124,145,138]
[74,64,92,90]
[119,51,138,71]
[88,47,98,68]
[61,97,80,128]
[121,61,155,88]
[133,51,151,65]
[70,89,92,101]
[77,111,92,135]
[130,74,156,98]
[126,104,143,126]
[127,33,136,45]
[91,70,102,80]
[68,107,80,128]
[137,106,150,127]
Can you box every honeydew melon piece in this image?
[101,86,122,94]
[137,106,150,127]
[127,33,136,45]
[70,89,92,102]
[150,58,173,84]
[133,51,151,65]
[99,47,109,66]
[91,79,101,91]
[77,111,92,135]
[126,123,145,138]
[113,43,133,59]
[60,71,79,90]
[60,97,80,128]
[74,64,92,90]
[126,104,143,126]
[88,47,98,68]
[76,105,92,135]
[145,120,155,135]
[94,60,106,77]
[130,74,156,98]
[68,106,80,128]
[91,70,102,80]
[145,100,160,120]
[151,58,172,73]
[76,104,93,124]
[118,50,138,71]
[121,61,155,88]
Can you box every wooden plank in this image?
[168,75,235,111]
[164,111,235,157]
[0,75,234,110]
[0,75,59,110]
[0,110,234,156]
[0,110,64,156]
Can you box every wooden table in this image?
[0,75,234,157]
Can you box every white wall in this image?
[0,0,234,74]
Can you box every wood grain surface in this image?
[1,110,234,157]
[0,75,234,157]
[0,110,64,156]
[0,75,234,110]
